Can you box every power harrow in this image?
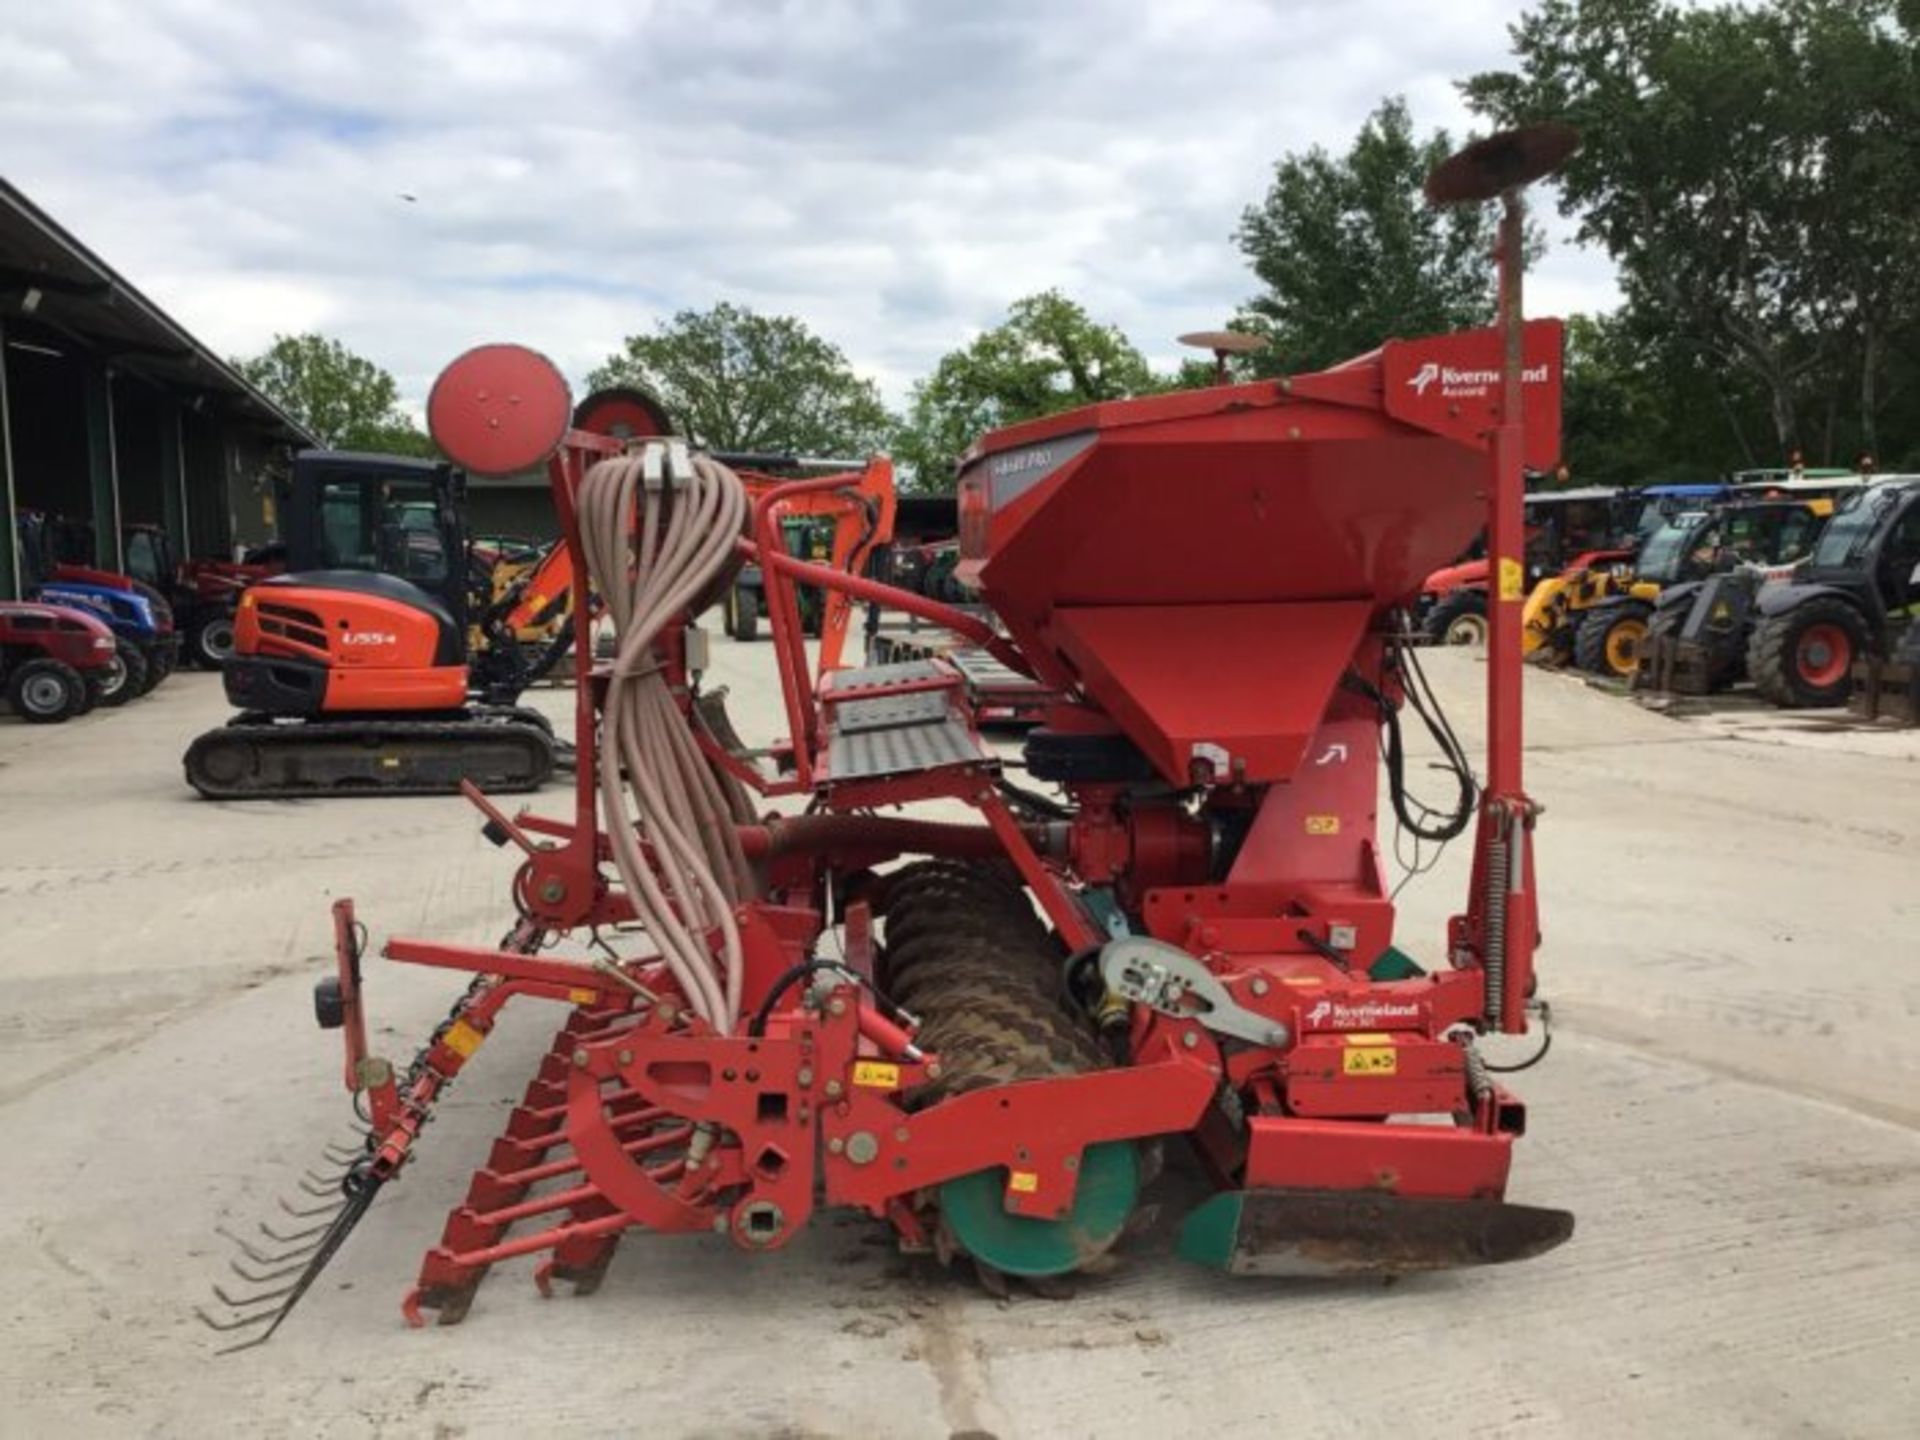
[200,127,1580,1349]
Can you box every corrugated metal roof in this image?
[0,176,317,445]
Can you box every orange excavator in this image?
[183,383,894,799]
[182,449,562,799]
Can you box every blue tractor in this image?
[1621,483,1729,542]
[16,510,177,701]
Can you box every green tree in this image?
[588,303,892,456]
[1462,0,1920,460]
[892,291,1156,490]
[1560,311,1773,482]
[235,333,430,454]
[1234,97,1500,374]
[1793,0,1920,462]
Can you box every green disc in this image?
[1176,1190,1248,1270]
[1368,945,1427,981]
[939,1142,1140,1277]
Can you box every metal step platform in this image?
[816,659,995,782]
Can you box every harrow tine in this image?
[298,1177,345,1199]
[195,1305,279,1335]
[211,1177,384,1355]
[215,1225,282,1266]
[229,1256,311,1285]
[279,1196,346,1220]
[216,1327,282,1355]
[260,1218,336,1244]
[216,1226,317,1268]
[213,1282,297,1309]
[323,1140,369,1165]
[303,1168,350,1189]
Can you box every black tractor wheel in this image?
[727,585,760,642]
[150,641,177,683]
[116,642,153,699]
[1748,597,1869,708]
[1573,601,1653,679]
[88,648,135,708]
[6,658,86,724]
[1423,589,1489,646]
[190,615,237,669]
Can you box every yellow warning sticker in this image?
[1305,815,1340,836]
[1498,557,1525,601]
[568,988,598,1006]
[1342,1044,1396,1076]
[1008,1170,1039,1193]
[442,1020,485,1058]
[852,1060,900,1089]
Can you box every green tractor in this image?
[724,513,839,641]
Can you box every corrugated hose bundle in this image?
[577,440,756,1033]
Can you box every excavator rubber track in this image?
[184,713,555,799]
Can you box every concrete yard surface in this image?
[0,644,1915,1439]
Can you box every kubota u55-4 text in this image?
[201,126,1579,1348]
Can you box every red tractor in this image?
[158,533,286,669]
[0,600,122,722]
[200,130,1579,1349]
[1418,485,1629,644]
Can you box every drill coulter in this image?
[201,128,1582,1345]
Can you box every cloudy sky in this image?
[2,0,1620,414]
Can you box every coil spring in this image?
[1483,820,1510,1027]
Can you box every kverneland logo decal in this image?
[1303,997,1424,1030]
[1408,360,1551,399]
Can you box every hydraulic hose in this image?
[577,442,754,1033]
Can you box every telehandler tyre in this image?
[1748,597,1868,708]
[1574,601,1652,679]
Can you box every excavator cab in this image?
[279,452,470,634]
[220,452,474,719]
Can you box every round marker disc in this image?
[1177,330,1266,355]
[1425,123,1580,205]
[427,344,573,475]
[573,386,674,441]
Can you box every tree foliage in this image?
[891,291,1157,490]
[588,303,892,457]
[235,333,430,455]
[1560,311,1780,482]
[1234,98,1500,374]
[1464,0,1920,463]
